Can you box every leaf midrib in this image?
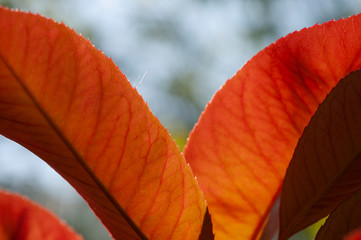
[0,53,148,240]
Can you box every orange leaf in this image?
[280,69,361,239]
[184,14,361,239]
[0,7,206,240]
[0,189,82,240]
[315,190,361,240]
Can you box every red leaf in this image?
[344,227,361,240]
[280,69,361,239]
[184,14,361,239]
[315,190,361,240]
[0,7,206,240]
[0,189,82,240]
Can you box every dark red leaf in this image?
[316,190,361,240]
[281,69,361,239]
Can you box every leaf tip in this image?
[199,207,214,240]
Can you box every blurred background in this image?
[0,0,360,239]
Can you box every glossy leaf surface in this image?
[184,14,361,239]
[316,190,361,240]
[0,189,82,240]
[0,7,206,240]
[281,69,361,239]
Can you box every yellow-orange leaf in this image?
[0,7,206,240]
[281,69,361,239]
[316,190,361,240]
[0,189,82,240]
[184,14,361,239]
